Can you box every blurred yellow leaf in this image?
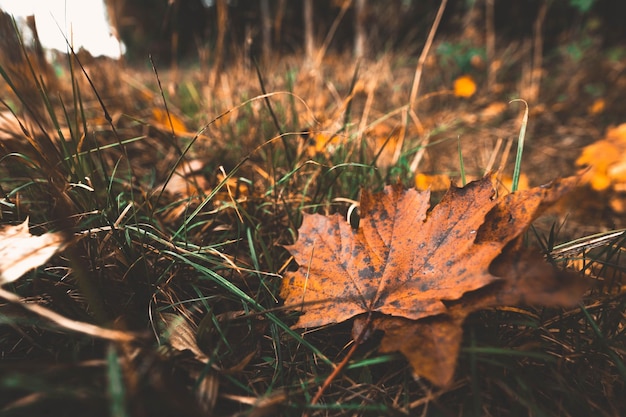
[576,123,626,191]
[415,173,452,191]
[496,173,530,195]
[152,108,191,136]
[480,102,507,121]
[0,219,67,285]
[607,160,626,184]
[215,172,249,201]
[588,98,605,115]
[305,130,343,158]
[213,110,232,128]
[365,123,402,170]
[415,173,529,195]
[453,75,477,98]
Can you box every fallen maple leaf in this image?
[281,174,587,387]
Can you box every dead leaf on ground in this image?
[453,75,477,98]
[0,221,139,341]
[576,123,626,191]
[160,313,210,364]
[281,174,587,387]
[160,159,209,198]
[0,219,68,285]
[159,313,219,413]
[414,173,452,191]
[151,108,194,137]
[415,173,528,195]
[479,101,508,121]
[587,98,605,115]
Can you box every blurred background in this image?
[1,0,625,65]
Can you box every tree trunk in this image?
[211,0,228,86]
[303,0,314,63]
[354,0,366,58]
[274,0,286,46]
[260,0,271,64]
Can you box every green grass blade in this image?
[510,99,529,192]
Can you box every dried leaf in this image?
[161,159,209,198]
[160,313,209,364]
[282,174,585,386]
[414,173,529,195]
[304,130,343,158]
[159,313,220,413]
[479,102,508,121]
[587,98,605,115]
[414,173,451,191]
[576,123,626,191]
[152,108,192,137]
[0,219,67,285]
[496,173,529,194]
[368,249,588,386]
[453,75,477,98]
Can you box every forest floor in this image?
[1,27,625,416]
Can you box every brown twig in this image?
[406,0,448,171]
[485,0,496,92]
[314,0,353,67]
[305,313,373,415]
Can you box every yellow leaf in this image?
[496,173,530,195]
[480,102,507,121]
[590,173,612,191]
[607,160,626,183]
[576,123,626,191]
[415,173,451,191]
[152,108,190,136]
[453,75,477,98]
[305,130,343,158]
[588,98,605,115]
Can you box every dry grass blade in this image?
[0,287,140,341]
[550,229,626,259]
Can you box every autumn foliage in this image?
[453,74,477,98]
[282,174,588,387]
[577,123,626,192]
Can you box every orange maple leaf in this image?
[281,174,587,387]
